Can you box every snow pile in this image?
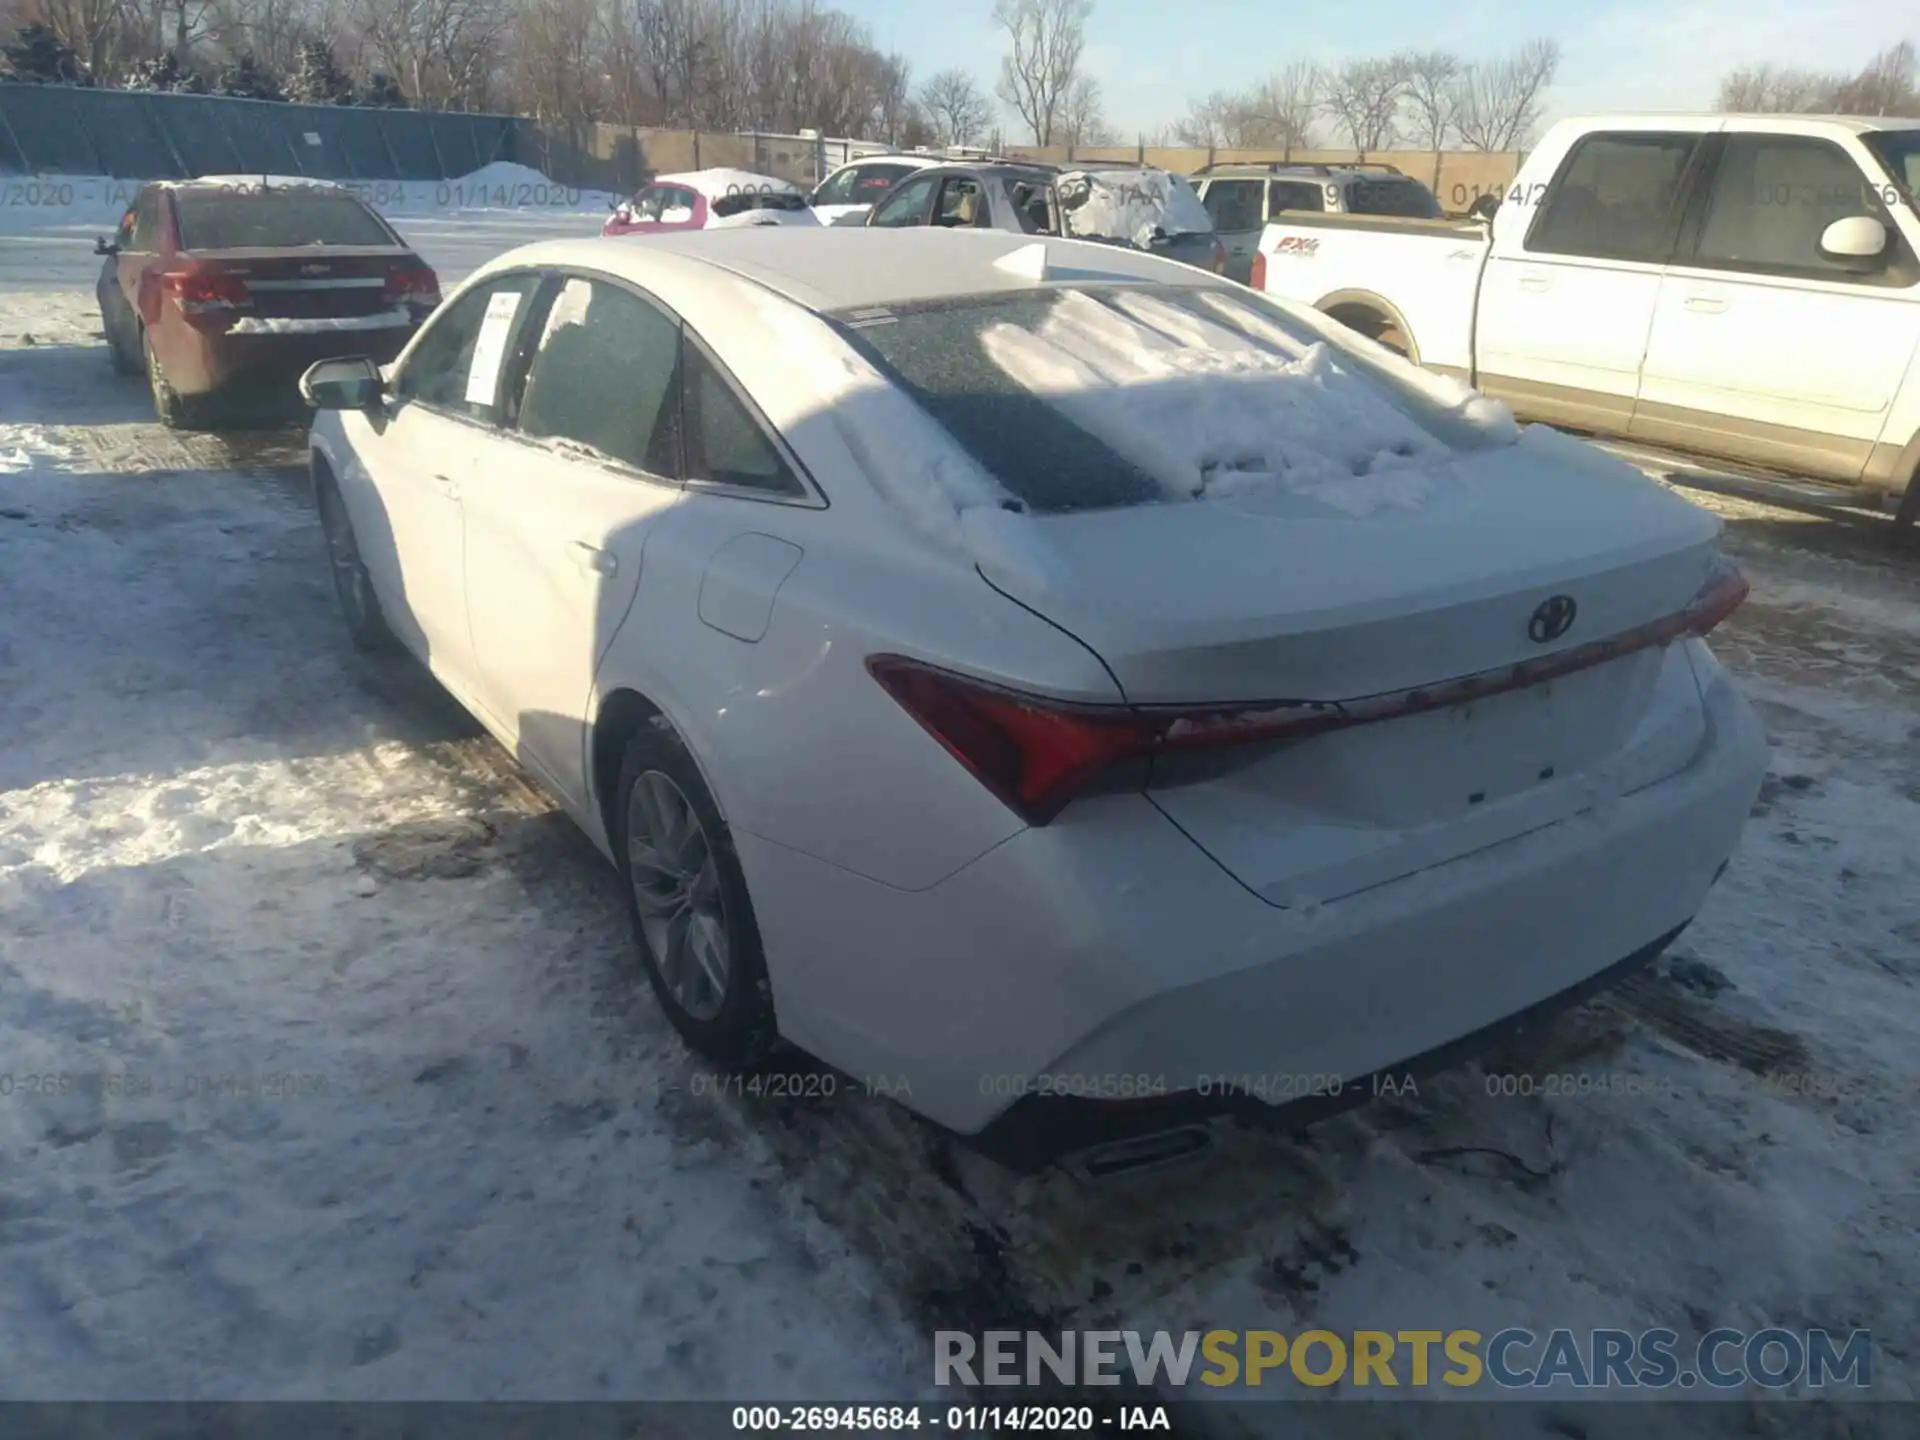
[1056,168,1213,249]
[981,287,1457,517]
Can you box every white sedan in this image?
[301,229,1768,1170]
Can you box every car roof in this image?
[649,168,800,198]
[478,229,1221,313]
[1553,111,1920,134]
[159,175,347,191]
[915,162,1060,181]
[825,154,944,173]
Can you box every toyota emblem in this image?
[1529,595,1578,643]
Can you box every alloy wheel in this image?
[626,769,731,1022]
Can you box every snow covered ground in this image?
[2,207,1918,1425]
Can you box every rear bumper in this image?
[175,322,418,398]
[735,660,1768,1149]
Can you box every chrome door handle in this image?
[431,473,460,499]
[1683,295,1727,314]
[1517,275,1551,292]
[568,542,616,577]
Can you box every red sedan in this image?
[95,178,439,429]
[601,168,818,237]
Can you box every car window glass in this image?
[1527,132,1699,262]
[629,185,667,221]
[1202,180,1262,233]
[517,276,682,475]
[130,193,159,249]
[936,177,990,228]
[855,165,915,200]
[661,186,699,223]
[813,167,859,206]
[871,174,938,227]
[1267,181,1323,216]
[1004,176,1056,234]
[1346,178,1442,218]
[174,192,392,249]
[683,342,804,497]
[395,274,540,421]
[1695,136,1891,277]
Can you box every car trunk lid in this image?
[962,432,1730,903]
[180,247,419,320]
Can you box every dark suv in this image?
[859,161,1226,274]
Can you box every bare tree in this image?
[1171,90,1236,147]
[1452,37,1559,151]
[1832,40,1918,115]
[1400,49,1460,187]
[917,65,991,145]
[1320,55,1408,158]
[991,0,1090,146]
[1249,58,1319,157]
[1716,62,1832,112]
[1059,69,1106,146]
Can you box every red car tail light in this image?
[164,264,252,314]
[867,564,1749,826]
[383,263,441,306]
[1249,248,1267,289]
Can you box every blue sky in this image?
[835,0,1909,142]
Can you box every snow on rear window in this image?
[834,285,1454,515]
[175,192,394,249]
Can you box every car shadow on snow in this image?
[0,461,478,795]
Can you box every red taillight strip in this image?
[1147,562,1750,745]
[870,562,1748,824]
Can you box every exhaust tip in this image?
[1076,1125,1214,1180]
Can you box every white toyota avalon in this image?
[302,228,1768,1170]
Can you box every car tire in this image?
[107,315,139,375]
[144,330,205,430]
[614,724,777,1069]
[315,472,396,653]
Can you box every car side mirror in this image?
[1819,215,1888,268]
[95,236,120,256]
[301,356,384,412]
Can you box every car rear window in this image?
[710,190,807,218]
[174,190,395,249]
[1344,178,1444,218]
[830,284,1365,513]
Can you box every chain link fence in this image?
[0,83,527,181]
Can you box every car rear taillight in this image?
[1249,248,1267,289]
[164,265,251,314]
[383,263,440,306]
[867,564,1749,826]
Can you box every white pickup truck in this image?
[1250,114,1920,524]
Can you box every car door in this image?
[97,200,140,359]
[116,189,162,343]
[345,270,545,686]
[458,270,686,810]
[867,172,940,227]
[1199,179,1264,283]
[1632,131,1920,481]
[1474,128,1709,434]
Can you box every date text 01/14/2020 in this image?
[729,1405,1173,1432]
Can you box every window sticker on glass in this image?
[464,289,524,406]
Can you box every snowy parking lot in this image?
[2,201,1918,1427]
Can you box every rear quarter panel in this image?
[1256,217,1486,371]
